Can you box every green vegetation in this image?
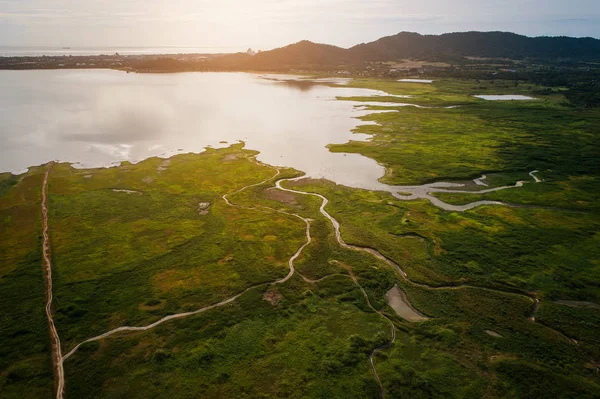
[333,79,600,186]
[0,169,53,398]
[48,146,307,347]
[65,277,389,398]
[1,76,599,398]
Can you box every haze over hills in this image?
[210,31,600,70]
[350,31,600,60]
[3,30,600,75]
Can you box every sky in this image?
[1,0,599,50]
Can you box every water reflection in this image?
[0,70,395,190]
[274,80,324,92]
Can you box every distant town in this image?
[0,52,223,72]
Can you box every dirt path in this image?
[275,174,584,395]
[63,167,306,362]
[297,269,396,398]
[276,177,399,396]
[351,271,396,399]
[64,283,260,360]
[41,166,65,399]
[222,167,280,206]
[277,176,547,303]
[59,162,564,398]
[61,162,394,396]
[529,170,542,183]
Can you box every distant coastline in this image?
[0,45,242,57]
[1,32,599,108]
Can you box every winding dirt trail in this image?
[529,170,542,183]
[222,167,281,206]
[348,272,396,398]
[63,167,307,362]
[276,177,401,396]
[64,283,261,360]
[274,173,585,395]
[276,176,546,303]
[297,269,396,398]
[60,162,564,398]
[41,166,65,399]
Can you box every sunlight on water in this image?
[0,70,398,190]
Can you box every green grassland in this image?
[48,146,309,348]
[1,77,599,398]
[64,276,390,398]
[333,79,599,188]
[0,169,53,398]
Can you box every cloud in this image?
[0,0,598,46]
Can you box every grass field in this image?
[1,77,598,398]
[0,169,53,398]
[47,146,308,347]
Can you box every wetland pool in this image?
[474,95,537,101]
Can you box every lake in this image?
[473,95,537,101]
[0,70,395,190]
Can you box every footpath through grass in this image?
[1,77,599,398]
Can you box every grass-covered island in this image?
[1,77,599,398]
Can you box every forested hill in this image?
[209,31,600,70]
[349,31,600,61]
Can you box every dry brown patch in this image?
[139,299,166,311]
[218,254,234,265]
[198,202,211,215]
[153,269,186,292]
[263,288,283,305]
[290,177,328,187]
[264,187,297,204]
[157,159,171,172]
[223,154,239,162]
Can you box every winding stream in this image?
[15,72,573,397]
[57,160,574,399]
[389,174,534,212]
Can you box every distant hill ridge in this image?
[210,31,600,70]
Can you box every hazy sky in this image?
[1,0,599,50]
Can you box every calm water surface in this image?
[473,95,537,101]
[0,70,394,190]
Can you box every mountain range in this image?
[208,31,600,70]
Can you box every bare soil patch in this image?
[198,202,211,215]
[385,284,429,322]
[139,299,166,311]
[264,187,297,204]
[157,159,170,171]
[112,189,141,194]
[288,177,329,187]
[223,154,239,162]
[263,288,283,305]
